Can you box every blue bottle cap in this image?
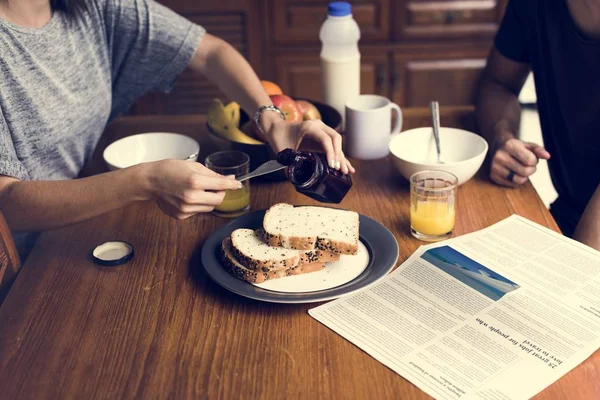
[328,2,351,17]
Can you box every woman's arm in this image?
[189,34,270,124]
[0,160,241,232]
[189,34,355,174]
[574,185,600,250]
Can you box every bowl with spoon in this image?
[388,102,488,185]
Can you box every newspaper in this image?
[309,215,600,400]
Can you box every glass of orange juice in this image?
[410,170,458,241]
[205,151,250,218]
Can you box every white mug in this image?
[344,95,403,160]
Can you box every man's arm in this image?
[574,185,600,250]
[477,48,529,149]
[476,48,550,187]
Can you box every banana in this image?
[207,99,263,145]
[223,101,240,129]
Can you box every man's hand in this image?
[490,136,550,187]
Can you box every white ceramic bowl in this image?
[103,132,200,170]
[389,127,488,185]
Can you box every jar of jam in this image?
[276,149,352,203]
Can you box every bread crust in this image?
[230,229,341,271]
[231,229,299,271]
[263,204,359,255]
[221,238,324,284]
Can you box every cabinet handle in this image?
[432,10,472,24]
[445,11,459,23]
[376,65,387,94]
[433,12,444,21]
[391,69,400,93]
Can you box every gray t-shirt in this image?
[0,0,205,257]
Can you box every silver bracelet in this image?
[253,105,285,136]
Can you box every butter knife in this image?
[237,160,286,182]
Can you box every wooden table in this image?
[1,115,597,400]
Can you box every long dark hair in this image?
[50,0,88,18]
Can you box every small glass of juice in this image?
[205,151,250,218]
[410,170,458,242]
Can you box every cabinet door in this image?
[395,0,507,41]
[274,53,389,101]
[402,106,477,132]
[271,0,390,44]
[392,47,489,108]
[134,1,263,115]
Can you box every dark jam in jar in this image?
[276,149,352,203]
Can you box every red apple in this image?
[296,100,322,121]
[270,95,303,123]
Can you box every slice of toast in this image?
[257,228,340,265]
[262,203,359,255]
[221,237,324,283]
[230,228,299,271]
[230,229,340,271]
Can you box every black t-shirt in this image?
[495,0,600,233]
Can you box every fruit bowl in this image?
[206,99,342,181]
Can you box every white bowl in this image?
[103,132,200,170]
[389,127,488,185]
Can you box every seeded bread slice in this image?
[262,203,359,255]
[221,238,324,283]
[289,262,325,275]
[299,248,340,265]
[222,237,288,283]
[256,228,340,265]
[231,228,300,271]
[230,228,340,271]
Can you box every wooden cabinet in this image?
[273,46,488,110]
[271,0,390,43]
[133,0,508,118]
[273,53,389,100]
[135,1,264,115]
[391,47,489,108]
[395,0,506,41]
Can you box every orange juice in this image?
[410,200,455,236]
[215,183,250,215]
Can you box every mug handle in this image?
[390,102,403,134]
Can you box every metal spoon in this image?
[236,159,286,182]
[430,101,444,164]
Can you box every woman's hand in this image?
[190,35,355,174]
[145,159,241,219]
[261,114,355,175]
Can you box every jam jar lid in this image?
[92,241,134,266]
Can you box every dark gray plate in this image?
[201,209,399,304]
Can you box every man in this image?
[476,0,600,250]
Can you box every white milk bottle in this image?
[320,1,361,129]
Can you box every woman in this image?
[0,0,355,258]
